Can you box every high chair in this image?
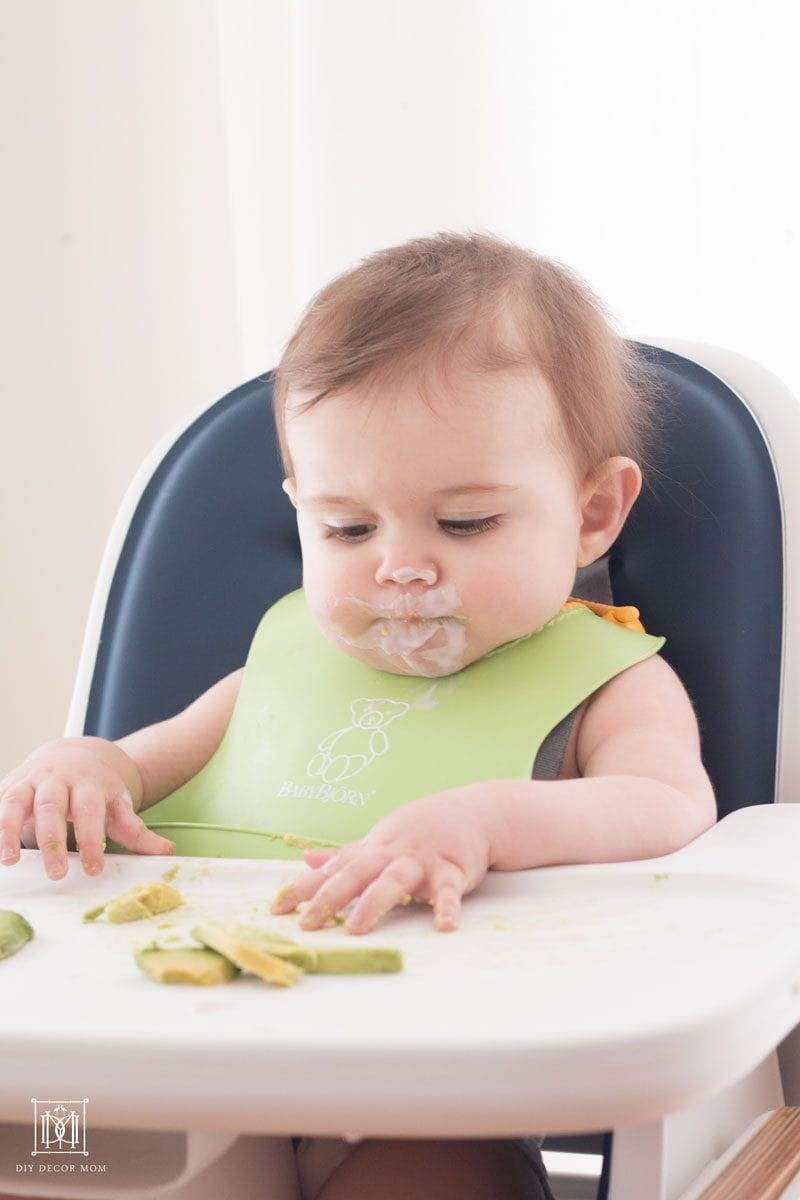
[0,341,798,1200]
[68,342,792,825]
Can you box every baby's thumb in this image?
[108,803,175,857]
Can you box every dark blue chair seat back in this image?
[84,347,783,818]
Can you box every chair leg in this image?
[607,1119,667,1200]
[681,1108,800,1200]
[597,1133,612,1200]
[607,1051,784,1200]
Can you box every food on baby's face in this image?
[0,910,34,960]
[135,946,239,985]
[83,881,184,924]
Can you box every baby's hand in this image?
[271,788,494,934]
[0,737,175,880]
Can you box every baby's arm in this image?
[273,655,715,933]
[0,668,243,880]
[487,653,716,869]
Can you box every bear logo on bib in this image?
[306,697,410,783]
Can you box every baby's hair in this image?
[273,230,657,476]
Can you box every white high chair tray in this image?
[3,805,800,1140]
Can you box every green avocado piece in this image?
[297,945,403,974]
[82,903,106,924]
[135,946,239,985]
[193,922,403,975]
[0,910,34,960]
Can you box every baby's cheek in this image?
[323,595,367,639]
[467,586,543,648]
[299,593,345,656]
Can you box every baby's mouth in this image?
[353,615,467,676]
[328,586,467,676]
[329,584,462,634]
[373,616,446,650]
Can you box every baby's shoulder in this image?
[561,654,698,779]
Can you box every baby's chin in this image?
[325,619,470,678]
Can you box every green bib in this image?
[143,590,664,858]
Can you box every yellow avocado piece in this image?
[0,910,34,960]
[87,881,184,924]
[191,922,303,987]
[135,946,239,985]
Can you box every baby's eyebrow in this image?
[433,483,518,497]
[304,484,517,507]
[302,494,366,508]
[302,484,520,508]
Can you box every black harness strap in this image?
[531,556,614,781]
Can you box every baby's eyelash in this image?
[323,516,502,542]
[324,524,376,542]
[439,515,501,536]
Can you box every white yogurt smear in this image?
[330,584,467,676]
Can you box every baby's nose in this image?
[389,566,438,585]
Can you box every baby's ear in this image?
[282,478,298,507]
[577,457,641,567]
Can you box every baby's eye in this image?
[324,523,376,542]
[439,515,502,536]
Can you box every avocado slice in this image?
[292,945,403,974]
[135,946,239,985]
[191,922,303,987]
[0,910,34,960]
[193,922,403,976]
[84,881,184,924]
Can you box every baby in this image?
[0,232,715,1200]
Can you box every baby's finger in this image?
[345,855,425,935]
[32,779,70,879]
[270,866,330,915]
[106,796,176,857]
[431,864,466,932]
[303,848,338,870]
[0,766,26,798]
[299,848,391,931]
[271,844,362,914]
[0,781,35,865]
[69,779,109,876]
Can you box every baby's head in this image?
[274,231,655,677]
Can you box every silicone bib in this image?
[142,590,663,858]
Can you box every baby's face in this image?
[284,369,593,677]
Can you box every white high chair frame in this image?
[600,337,800,1200]
[1,341,800,1200]
[597,338,800,1200]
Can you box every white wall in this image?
[220,0,799,390]
[1,0,243,765]
[3,0,799,766]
